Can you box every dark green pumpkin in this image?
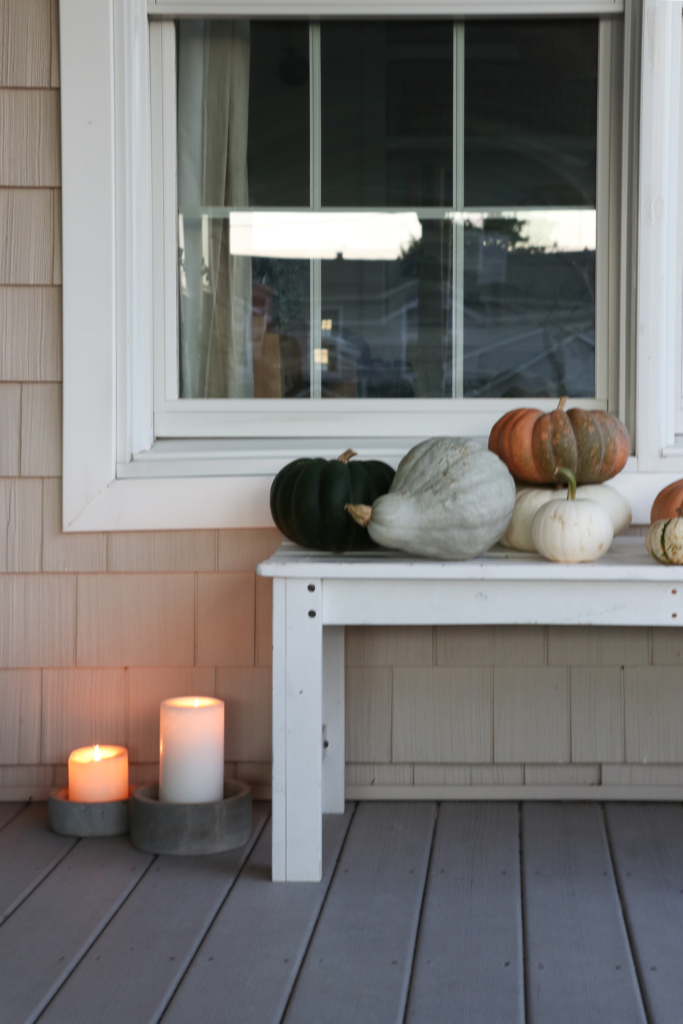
[270,449,395,552]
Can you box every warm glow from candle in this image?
[68,745,129,803]
[194,698,199,707]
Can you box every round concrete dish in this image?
[130,781,252,855]
[48,787,132,837]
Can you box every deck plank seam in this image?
[155,808,272,1024]
[602,803,656,1024]
[400,801,440,1024]
[519,802,529,1024]
[26,851,160,1024]
[0,803,28,833]
[0,834,80,930]
[276,801,359,1024]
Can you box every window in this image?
[151,14,615,441]
[65,0,680,532]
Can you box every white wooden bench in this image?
[257,536,683,881]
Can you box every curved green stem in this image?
[555,466,577,500]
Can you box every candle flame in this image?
[93,744,101,762]
[194,698,199,707]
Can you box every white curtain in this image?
[177,20,254,398]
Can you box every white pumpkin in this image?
[532,469,613,563]
[346,437,515,560]
[646,517,683,564]
[576,484,632,536]
[502,482,632,551]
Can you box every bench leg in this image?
[272,577,323,882]
[322,626,345,814]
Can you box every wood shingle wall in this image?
[1,1,681,800]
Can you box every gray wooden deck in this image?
[0,800,681,1024]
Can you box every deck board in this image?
[605,803,683,1024]
[0,803,76,926]
[0,837,152,1024]
[522,803,647,1024]
[405,803,524,1024]
[0,802,26,831]
[36,805,269,1024]
[162,806,355,1024]
[282,802,435,1024]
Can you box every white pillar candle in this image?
[68,745,129,803]
[159,697,225,804]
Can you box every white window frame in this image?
[61,0,677,531]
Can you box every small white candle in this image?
[68,745,129,803]
[159,697,225,804]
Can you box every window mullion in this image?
[310,21,322,400]
[453,22,465,399]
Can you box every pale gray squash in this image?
[346,437,516,560]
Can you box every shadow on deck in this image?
[0,800,677,1024]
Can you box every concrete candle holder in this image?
[48,787,132,837]
[130,780,251,855]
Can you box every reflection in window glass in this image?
[463,212,595,397]
[321,219,453,398]
[464,20,598,207]
[321,22,453,207]
[178,216,310,398]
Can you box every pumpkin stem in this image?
[677,506,683,517]
[557,396,568,412]
[337,449,357,464]
[555,466,577,500]
[345,503,373,528]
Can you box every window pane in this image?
[464,21,598,207]
[321,218,453,398]
[321,22,453,207]
[178,215,310,398]
[463,211,595,397]
[176,20,309,210]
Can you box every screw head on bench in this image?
[308,584,315,592]
[308,610,316,618]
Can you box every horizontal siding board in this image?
[346,626,434,666]
[283,802,435,1024]
[0,478,42,572]
[0,574,76,667]
[571,667,624,763]
[0,382,20,473]
[0,188,53,284]
[20,381,61,476]
[652,628,683,665]
[405,803,524,1024]
[414,763,524,785]
[42,477,107,572]
[393,667,492,764]
[0,803,75,927]
[525,764,601,785]
[548,627,649,666]
[0,287,62,381]
[0,90,60,186]
[346,666,392,764]
[37,807,269,1024]
[127,666,216,763]
[162,808,353,1024]
[0,0,51,86]
[0,670,41,764]
[41,668,127,764]
[523,803,646,1024]
[218,666,272,763]
[345,763,414,786]
[107,530,216,572]
[217,527,282,571]
[624,667,683,763]
[436,625,545,666]
[494,666,569,764]
[77,574,195,667]
[196,572,256,667]
[0,837,152,1024]
[602,764,683,785]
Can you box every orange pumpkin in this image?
[489,397,630,485]
[651,480,683,524]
